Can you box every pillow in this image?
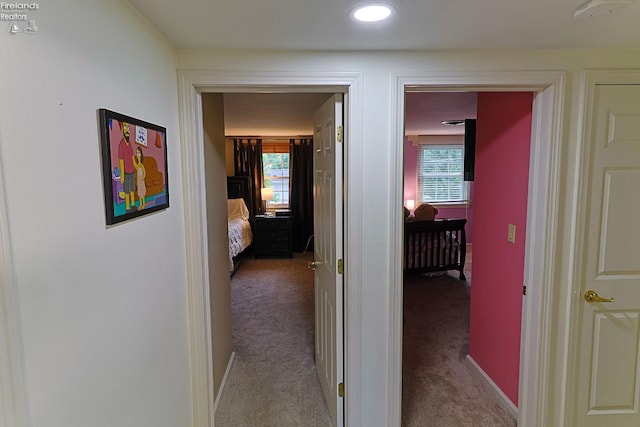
[227,198,249,220]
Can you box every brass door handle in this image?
[584,290,615,303]
[307,261,321,271]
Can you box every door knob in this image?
[584,290,615,303]
[307,261,320,271]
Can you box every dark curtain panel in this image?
[233,138,264,216]
[289,138,314,252]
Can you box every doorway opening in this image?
[202,92,336,425]
[389,72,565,427]
[401,90,534,425]
[177,71,362,427]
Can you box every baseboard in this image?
[466,355,518,420]
[214,351,236,412]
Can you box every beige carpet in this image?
[402,271,516,427]
[215,252,331,426]
[216,251,516,426]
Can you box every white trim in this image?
[177,73,215,427]
[560,69,640,427]
[519,77,565,427]
[467,355,518,419]
[0,154,29,427]
[177,70,364,427]
[389,74,406,427]
[213,352,236,412]
[389,70,566,427]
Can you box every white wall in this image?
[177,48,640,426]
[0,2,190,427]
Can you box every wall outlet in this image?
[507,224,516,243]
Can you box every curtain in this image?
[233,138,263,216]
[289,138,314,252]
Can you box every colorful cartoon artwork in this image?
[99,109,169,225]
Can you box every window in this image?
[417,144,468,204]
[262,152,290,208]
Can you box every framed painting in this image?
[98,109,169,225]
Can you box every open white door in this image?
[572,84,640,426]
[310,94,344,427]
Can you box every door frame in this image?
[563,69,640,426]
[388,71,567,427]
[176,70,363,427]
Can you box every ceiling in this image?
[222,91,477,136]
[128,0,640,51]
[223,93,333,136]
[131,0,636,135]
[405,92,477,135]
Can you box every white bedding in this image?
[228,198,252,271]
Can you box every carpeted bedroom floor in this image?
[215,253,331,426]
[402,271,515,426]
[215,249,516,426]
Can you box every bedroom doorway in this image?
[390,72,564,427]
[401,91,533,424]
[197,87,350,426]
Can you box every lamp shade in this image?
[261,187,273,201]
[406,199,415,210]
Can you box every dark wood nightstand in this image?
[254,214,294,258]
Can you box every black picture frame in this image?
[98,109,169,225]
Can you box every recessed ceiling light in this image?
[351,4,395,22]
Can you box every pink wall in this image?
[404,137,474,241]
[469,92,533,406]
[404,137,418,203]
[436,191,473,242]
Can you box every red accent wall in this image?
[469,92,533,406]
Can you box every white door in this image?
[311,94,344,427]
[573,84,640,426]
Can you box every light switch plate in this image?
[507,224,516,243]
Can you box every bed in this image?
[227,176,254,274]
[403,204,467,280]
[227,198,252,272]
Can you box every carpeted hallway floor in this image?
[215,250,516,426]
